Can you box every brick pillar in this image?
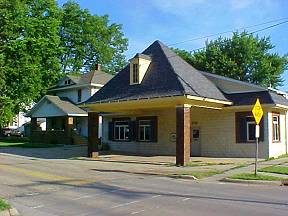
[65,117,74,144]
[176,105,191,166]
[31,117,37,131]
[88,112,100,158]
[65,117,74,136]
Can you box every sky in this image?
[57,0,288,91]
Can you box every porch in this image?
[85,95,232,165]
[26,95,89,145]
[30,116,88,145]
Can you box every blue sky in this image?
[57,0,288,90]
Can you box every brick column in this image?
[176,105,191,166]
[65,117,74,144]
[88,112,100,158]
[65,117,74,136]
[31,117,37,131]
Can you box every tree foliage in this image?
[174,32,288,88]
[0,0,62,125]
[0,0,128,126]
[60,1,128,74]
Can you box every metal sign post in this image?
[255,124,260,176]
[252,98,263,176]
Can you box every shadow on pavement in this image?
[0,145,87,159]
[11,179,288,208]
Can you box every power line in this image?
[166,19,288,59]
[250,20,288,34]
[168,17,288,46]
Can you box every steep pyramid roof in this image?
[86,40,229,104]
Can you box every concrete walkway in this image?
[203,157,288,182]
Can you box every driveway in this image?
[0,153,288,216]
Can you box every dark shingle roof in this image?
[86,40,229,104]
[46,96,87,115]
[26,95,87,117]
[48,70,113,91]
[225,90,288,106]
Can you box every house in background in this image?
[82,40,288,165]
[26,65,113,145]
[8,112,31,131]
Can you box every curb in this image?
[0,208,20,216]
[221,178,282,186]
[167,174,198,180]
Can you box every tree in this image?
[0,0,128,127]
[0,0,62,126]
[60,1,128,74]
[174,32,288,88]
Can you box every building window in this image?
[235,112,264,143]
[272,113,280,142]
[77,89,82,102]
[138,120,152,141]
[246,120,256,141]
[132,63,139,83]
[64,79,71,85]
[114,121,130,141]
[136,116,157,142]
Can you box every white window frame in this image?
[138,120,152,142]
[246,121,256,142]
[114,121,129,141]
[272,114,280,142]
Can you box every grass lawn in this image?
[259,165,288,175]
[168,161,234,167]
[229,173,284,181]
[0,139,63,148]
[171,171,223,179]
[0,199,10,211]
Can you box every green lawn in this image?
[259,165,288,175]
[229,173,284,181]
[0,199,10,211]
[0,139,63,148]
[168,161,234,167]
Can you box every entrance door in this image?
[191,127,201,156]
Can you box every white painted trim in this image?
[246,121,256,142]
[47,83,102,92]
[26,96,67,117]
[67,114,88,117]
[186,95,232,105]
[274,104,288,110]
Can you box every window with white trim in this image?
[114,121,130,141]
[138,120,152,141]
[235,112,264,143]
[272,113,280,142]
[246,121,256,141]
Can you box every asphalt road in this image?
[0,154,288,216]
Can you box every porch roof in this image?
[26,95,88,118]
[225,90,288,107]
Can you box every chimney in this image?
[95,63,101,71]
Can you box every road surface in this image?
[0,154,287,216]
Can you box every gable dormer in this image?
[60,77,75,87]
[129,53,151,85]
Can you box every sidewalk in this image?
[203,157,288,182]
[0,208,19,216]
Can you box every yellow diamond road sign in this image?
[252,98,263,125]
